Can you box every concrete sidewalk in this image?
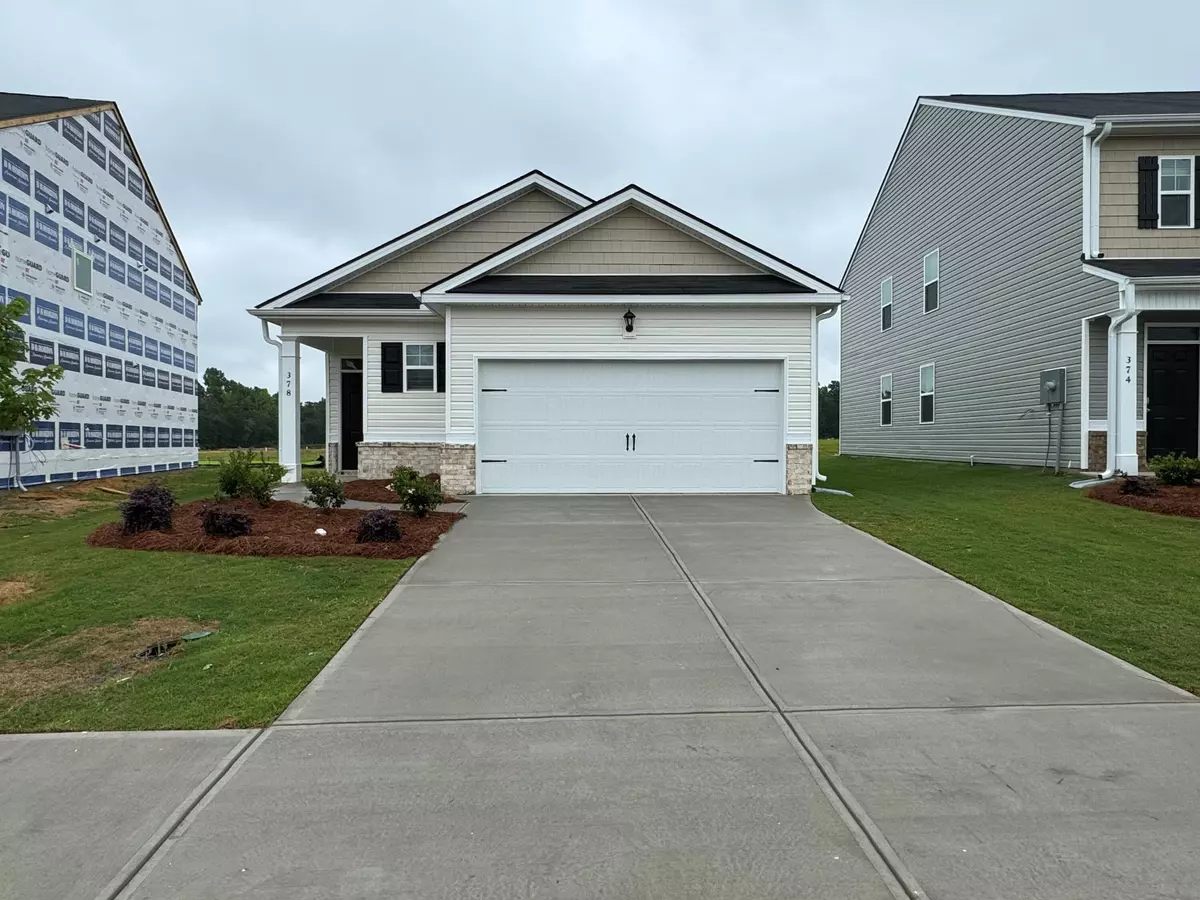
[9,495,1198,899]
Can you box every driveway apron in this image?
[116,494,1199,900]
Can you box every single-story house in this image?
[250,171,840,494]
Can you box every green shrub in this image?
[356,509,402,543]
[216,449,285,506]
[390,465,420,496]
[403,475,444,518]
[303,469,345,509]
[1149,454,1200,486]
[1119,475,1157,496]
[120,482,178,534]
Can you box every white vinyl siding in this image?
[363,320,447,441]
[448,305,813,444]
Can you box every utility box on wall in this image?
[1040,368,1067,407]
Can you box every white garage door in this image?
[477,359,784,493]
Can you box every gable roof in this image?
[926,91,1200,121]
[0,91,108,127]
[425,184,841,296]
[256,171,592,310]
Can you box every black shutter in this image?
[1195,157,1200,228]
[436,341,446,393]
[1137,156,1159,229]
[381,342,404,393]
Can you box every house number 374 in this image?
[1125,356,1132,383]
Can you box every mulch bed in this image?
[86,499,463,559]
[342,478,461,505]
[1086,480,1200,519]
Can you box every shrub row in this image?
[1148,454,1200,486]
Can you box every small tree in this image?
[0,297,63,437]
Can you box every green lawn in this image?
[0,469,407,732]
[812,439,1200,694]
[198,447,324,466]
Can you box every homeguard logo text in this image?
[21,129,43,148]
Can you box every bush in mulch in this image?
[343,478,460,505]
[1149,454,1200,486]
[1119,476,1157,496]
[1086,479,1200,519]
[356,508,402,543]
[119,482,178,534]
[303,469,346,509]
[200,505,254,538]
[87,499,463,559]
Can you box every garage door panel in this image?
[478,360,784,493]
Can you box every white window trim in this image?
[880,277,893,332]
[1158,156,1195,229]
[919,363,935,424]
[73,250,93,296]
[880,373,893,426]
[922,249,940,314]
[404,342,436,392]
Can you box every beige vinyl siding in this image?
[1099,137,1200,257]
[363,320,447,441]
[333,190,574,293]
[840,103,1117,468]
[500,206,762,275]
[447,304,812,442]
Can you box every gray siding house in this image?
[841,92,1200,475]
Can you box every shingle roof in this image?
[926,92,1200,119]
[1086,258,1200,279]
[0,92,105,125]
[284,293,423,310]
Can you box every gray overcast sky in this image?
[6,1,1199,400]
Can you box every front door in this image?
[340,369,363,471]
[1147,344,1199,459]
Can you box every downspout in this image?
[1083,121,1112,258]
[1101,279,1136,479]
[260,320,283,453]
[811,305,838,482]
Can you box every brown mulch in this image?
[86,499,463,559]
[342,478,461,505]
[1086,480,1200,519]
[0,617,217,706]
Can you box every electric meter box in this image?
[1040,368,1067,407]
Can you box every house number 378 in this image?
[285,369,293,397]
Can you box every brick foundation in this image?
[355,442,477,494]
[786,444,813,495]
[1086,430,1148,472]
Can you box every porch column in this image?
[279,338,301,483]
[1112,313,1140,474]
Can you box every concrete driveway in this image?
[8,496,1199,899]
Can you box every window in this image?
[923,250,939,313]
[73,250,93,296]
[919,364,935,424]
[880,277,893,331]
[405,343,435,392]
[1159,157,1194,228]
[880,374,892,426]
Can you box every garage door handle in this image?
[625,433,630,451]
[632,433,636,451]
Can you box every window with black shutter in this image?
[381,342,403,393]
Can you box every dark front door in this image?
[1147,344,1199,459]
[340,370,363,471]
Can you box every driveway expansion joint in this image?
[631,496,926,900]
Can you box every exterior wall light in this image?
[623,309,636,333]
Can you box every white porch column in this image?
[1112,312,1140,475]
[279,338,301,483]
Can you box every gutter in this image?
[260,320,283,453]
[1083,121,1111,257]
[1101,279,1137,479]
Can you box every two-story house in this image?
[840,92,1200,475]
